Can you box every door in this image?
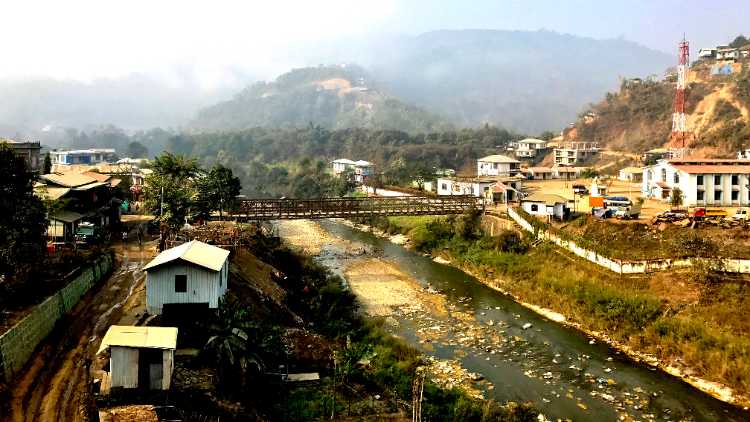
[138,348,163,390]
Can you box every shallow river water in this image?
[312,220,750,422]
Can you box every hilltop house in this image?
[510,138,549,158]
[1,139,42,172]
[642,158,750,206]
[521,193,572,221]
[331,158,375,184]
[97,325,177,391]
[554,142,599,166]
[476,155,521,177]
[618,167,644,183]
[144,240,230,315]
[436,176,522,203]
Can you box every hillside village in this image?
[4,27,750,422]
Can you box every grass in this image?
[385,213,750,398]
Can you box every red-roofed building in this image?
[642,158,750,206]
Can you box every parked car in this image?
[732,208,749,221]
[75,222,101,245]
[614,203,642,220]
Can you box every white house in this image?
[477,155,521,177]
[512,138,549,158]
[642,158,750,206]
[97,325,177,391]
[437,177,522,203]
[331,158,374,184]
[618,167,644,182]
[524,167,554,180]
[697,48,717,59]
[144,240,230,315]
[554,142,599,165]
[521,193,572,220]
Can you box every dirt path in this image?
[7,240,154,422]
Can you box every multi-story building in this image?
[511,138,549,158]
[642,158,750,206]
[554,142,599,166]
[1,139,42,172]
[50,148,116,165]
[436,176,523,203]
[331,158,374,184]
[476,154,521,177]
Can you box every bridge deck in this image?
[221,195,480,221]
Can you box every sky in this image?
[0,0,747,89]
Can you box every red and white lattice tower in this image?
[672,37,690,148]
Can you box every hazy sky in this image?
[0,0,747,88]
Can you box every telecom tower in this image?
[671,37,690,150]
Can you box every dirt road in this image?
[7,241,154,422]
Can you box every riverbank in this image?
[351,215,750,410]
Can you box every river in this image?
[280,219,749,422]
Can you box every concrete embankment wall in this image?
[0,252,113,382]
[506,207,750,274]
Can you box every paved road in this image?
[7,241,153,422]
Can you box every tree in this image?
[143,153,201,229]
[0,145,47,283]
[126,141,148,158]
[580,168,599,179]
[43,152,51,174]
[670,187,684,207]
[196,164,242,219]
[730,35,749,48]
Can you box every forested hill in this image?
[190,65,451,133]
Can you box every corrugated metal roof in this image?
[41,173,97,188]
[73,181,109,191]
[82,171,112,182]
[97,326,178,354]
[50,210,84,223]
[478,154,520,164]
[35,186,71,201]
[331,158,356,164]
[523,193,572,205]
[144,240,230,272]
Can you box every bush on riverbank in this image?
[383,214,750,399]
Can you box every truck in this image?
[614,202,642,220]
[75,222,101,245]
[692,207,728,221]
[732,208,749,222]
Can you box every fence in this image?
[506,207,750,274]
[0,252,113,382]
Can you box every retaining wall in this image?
[0,253,113,382]
[506,207,750,274]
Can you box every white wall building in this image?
[512,138,549,158]
[618,167,644,182]
[97,325,177,391]
[144,240,230,315]
[521,193,572,220]
[50,148,116,165]
[476,155,521,177]
[642,159,750,206]
[331,158,374,184]
[554,142,599,166]
[437,177,522,203]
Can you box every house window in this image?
[530,204,539,212]
[714,175,721,185]
[732,175,739,185]
[175,275,187,293]
[697,175,704,185]
[661,169,667,182]
[674,173,679,184]
[697,191,704,201]
[732,191,739,201]
[441,183,447,191]
[714,190,722,201]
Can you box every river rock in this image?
[522,323,532,330]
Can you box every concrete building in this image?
[476,155,521,177]
[437,177,522,203]
[511,138,549,158]
[50,148,116,165]
[331,158,374,184]
[97,325,177,391]
[521,193,572,221]
[524,167,554,180]
[697,48,717,59]
[144,240,230,315]
[642,158,750,206]
[1,139,42,172]
[618,167,644,182]
[554,142,599,166]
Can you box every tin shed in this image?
[144,240,230,315]
[97,325,178,390]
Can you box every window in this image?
[661,169,667,182]
[530,204,539,212]
[732,191,739,201]
[697,175,704,185]
[175,275,187,293]
[714,175,721,185]
[674,173,679,184]
[441,183,448,191]
[697,191,704,201]
[714,190,722,201]
[732,175,739,185]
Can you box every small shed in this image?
[97,325,178,391]
[521,193,572,220]
[144,240,230,315]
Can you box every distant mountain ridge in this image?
[190,64,451,133]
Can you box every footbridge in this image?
[219,195,480,221]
